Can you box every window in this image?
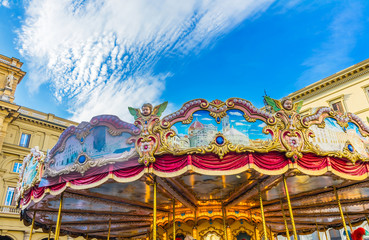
[19,133,31,147]
[331,101,344,113]
[13,162,22,173]
[4,187,15,206]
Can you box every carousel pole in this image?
[86,234,89,240]
[333,186,349,240]
[173,199,176,240]
[254,224,258,240]
[107,219,111,240]
[47,227,52,240]
[366,215,369,226]
[222,206,228,240]
[315,221,321,240]
[280,199,290,240]
[193,210,198,239]
[345,212,353,232]
[258,184,268,240]
[283,175,298,240]
[269,226,273,240]
[55,193,64,240]
[29,211,37,240]
[153,179,157,240]
[324,229,328,240]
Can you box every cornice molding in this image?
[18,114,69,131]
[289,59,369,101]
[2,143,36,156]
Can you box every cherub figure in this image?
[128,101,168,120]
[141,103,153,116]
[264,96,303,113]
[128,102,168,166]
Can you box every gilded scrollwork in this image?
[130,97,369,165]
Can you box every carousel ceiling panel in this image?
[263,175,345,202]
[46,197,142,213]
[63,222,150,232]
[175,171,259,201]
[86,181,172,207]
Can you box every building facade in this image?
[0,54,77,240]
[288,58,369,121]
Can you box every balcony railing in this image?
[0,205,20,214]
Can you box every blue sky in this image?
[1,0,369,122]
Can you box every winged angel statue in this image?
[264,96,303,113]
[128,102,168,120]
[128,102,168,165]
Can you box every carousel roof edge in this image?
[16,97,369,207]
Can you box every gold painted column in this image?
[29,211,36,240]
[222,206,228,240]
[316,222,321,240]
[334,186,350,240]
[269,226,273,240]
[47,227,52,240]
[193,210,198,239]
[55,193,64,240]
[173,199,176,240]
[345,213,353,232]
[254,224,258,240]
[283,175,298,240]
[107,219,111,240]
[324,229,328,240]
[280,199,290,240]
[259,184,268,240]
[153,180,157,240]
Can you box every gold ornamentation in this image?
[232,226,256,240]
[136,97,369,164]
[208,99,228,123]
[199,226,224,240]
[16,147,45,201]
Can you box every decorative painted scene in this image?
[310,118,369,158]
[167,109,272,149]
[49,126,136,171]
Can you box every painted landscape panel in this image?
[310,118,369,159]
[168,109,271,149]
[49,126,136,171]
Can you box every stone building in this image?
[0,54,77,240]
[288,58,369,121]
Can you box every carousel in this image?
[16,97,369,240]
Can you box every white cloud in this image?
[193,114,202,117]
[297,1,363,87]
[0,0,10,8]
[258,122,266,127]
[18,0,275,121]
[201,118,213,121]
[228,111,243,116]
[235,122,246,126]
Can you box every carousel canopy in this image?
[16,97,369,239]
